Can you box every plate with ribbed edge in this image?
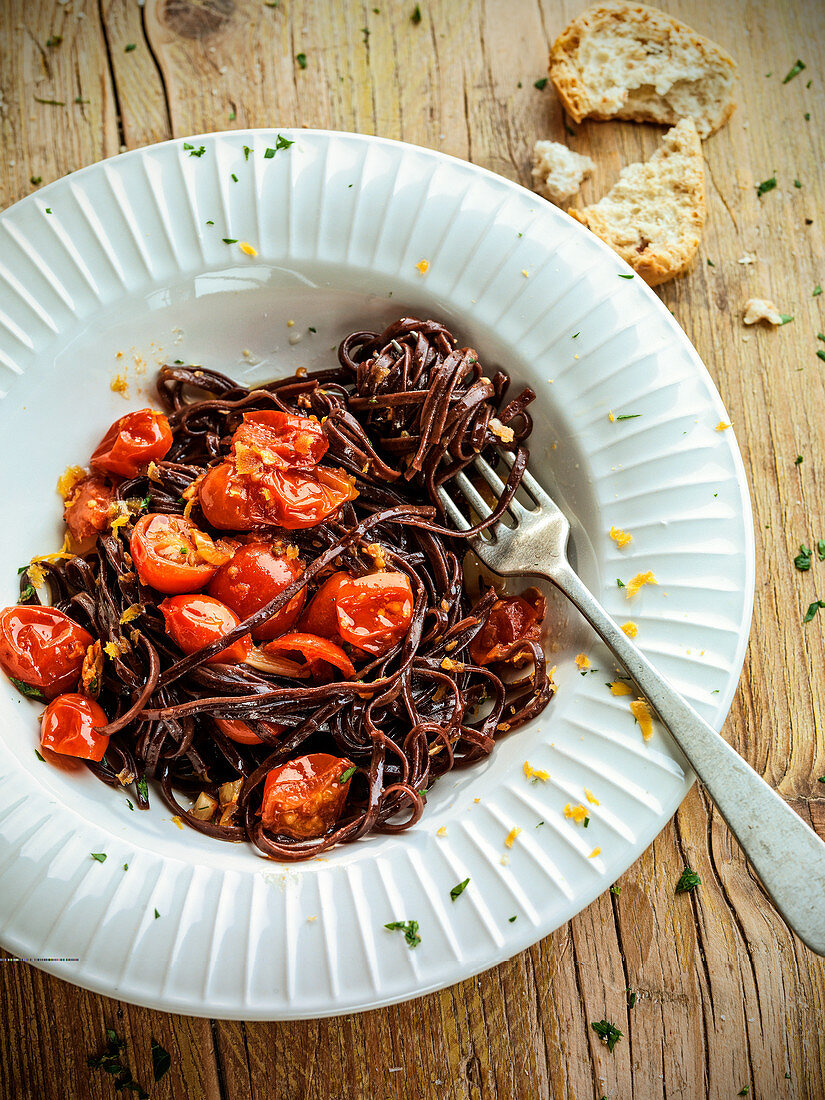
[0,129,753,1018]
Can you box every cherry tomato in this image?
[214,717,284,746]
[0,606,92,699]
[335,572,414,656]
[231,410,328,468]
[208,543,306,641]
[199,460,358,531]
[40,693,109,762]
[63,474,116,546]
[90,408,173,478]
[260,753,354,839]
[130,513,231,595]
[297,571,353,641]
[261,632,356,681]
[159,595,251,664]
[469,589,546,666]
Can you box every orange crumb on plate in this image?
[629,699,654,740]
[524,761,550,782]
[609,681,633,696]
[584,788,599,805]
[621,621,638,638]
[504,826,521,848]
[575,652,590,671]
[609,525,632,548]
[626,570,657,598]
[415,259,429,274]
[588,847,602,858]
[715,421,731,431]
[563,803,587,824]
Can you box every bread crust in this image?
[568,118,705,286]
[550,1,737,137]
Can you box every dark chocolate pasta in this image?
[16,317,554,860]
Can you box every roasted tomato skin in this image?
[208,543,305,641]
[90,408,173,478]
[0,606,92,699]
[130,513,229,595]
[335,572,414,656]
[261,631,356,681]
[214,717,284,746]
[198,460,358,531]
[40,693,109,761]
[63,474,116,546]
[231,410,328,468]
[297,571,353,641]
[469,589,546,666]
[159,595,251,664]
[260,753,354,839]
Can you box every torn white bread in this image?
[531,140,595,205]
[743,299,783,325]
[568,118,706,286]
[549,1,737,138]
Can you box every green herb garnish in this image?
[34,749,45,762]
[583,816,590,827]
[222,238,238,244]
[385,919,421,947]
[126,799,134,811]
[450,877,470,901]
[782,59,806,83]
[817,350,825,364]
[10,678,45,700]
[125,43,137,52]
[618,272,634,279]
[628,990,637,1008]
[91,852,107,863]
[803,600,825,623]
[795,455,803,465]
[610,884,621,895]
[591,1019,623,1052]
[296,52,307,69]
[230,173,238,182]
[46,35,63,47]
[508,915,517,922]
[616,578,625,588]
[30,176,42,185]
[154,908,160,919]
[339,766,357,783]
[779,314,794,324]
[756,176,777,197]
[151,1040,171,1082]
[707,258,715,266]
[533,78,548,90]
[794,544,812,571]
[19,584,35,602]
[675,866,701,893]
[814,285,822,296]
[137,776,149,800]
[615,413,641,420]
[817,540,825,561]
[243,145,251,161]
[34,96,66,106]
[411,3,422,23]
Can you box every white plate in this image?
[0,130,753,1019]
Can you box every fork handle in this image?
[551,562,825,956]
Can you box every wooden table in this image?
[2,1,824,1096]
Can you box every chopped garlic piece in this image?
[626,570,657,598]
[630,699,654,741]
[609,525,632,549]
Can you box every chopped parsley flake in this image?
[411,3,422,23]
[137,776,149,800]
[814,285,822,296]
[30,176,42,185]
[450,877,470,901]
[805,112,811,121]
[794,544,812,571]
[154,908,160,919]
[243,146,251,161]
[779,314,794,324]
[361,26,370,43]
[616,578,625,588]
[628,990,637,1008]
[782,59,806,83]
[738,1087,750,1096]
[229,109,236,121]
[817,350,825,364]
[231,172,238,182]
[206,220,214,225]
[803,600,825,623]
[339,766,357,783]
[222,238,238,244]
[795,455,804,464]
[10,677,45,700]
[756,176,777,197]
[45,207,51,214]
[34,96,66,106]
[151,1040,171,1082]
[533,78,548,90]
[610,884,621,895]
[707,258,715,266]
[296,52,307,69]
[583,816,590,827]
[615,413,641,420]
[508,915,517,922]
[34,749,45,762]
[125,43,137,52]
[675,866,701,893]
[46,35,63,47]
[308,326,316,333]
[817,540,825,561]
[591,1019,623,1052]
[385,919,421,948]
[19,584,35,602]
[794,179,802,189]
[618,272,634,279]
[183,143,206,157]
[87,1028,148,1098]
[126,799,134,811]
[123,863,128,871]
[91,852,107,863]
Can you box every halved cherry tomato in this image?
[260,753,354,838]
[159,595,251,664]
[214,717,284,746]
[469,589,546,666]
[63,474,116,546]
[199,460,358,531]
[0,606,92,699]
[231,410,328,468]
[261,632,356,681]
[130,513,231,595]
[90,408,173,478]
[297,571,353,641]
[208,543,306,641]
[40,693,109,762]
[335,572,414,656]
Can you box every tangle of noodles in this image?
[14,317,554,860]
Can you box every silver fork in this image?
[438,451,825,956]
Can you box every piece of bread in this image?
[531,141,595,205]
[550,1,737,138]
[743,299,783,326]
[567,118,705,286]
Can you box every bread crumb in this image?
[743,298,783,325]
[626,570,657,598]
[531,140,594,205]
[621,621,638,637]
[609,525,632,548]
[737,252,756,265]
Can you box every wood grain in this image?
[1,0,825,1097]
